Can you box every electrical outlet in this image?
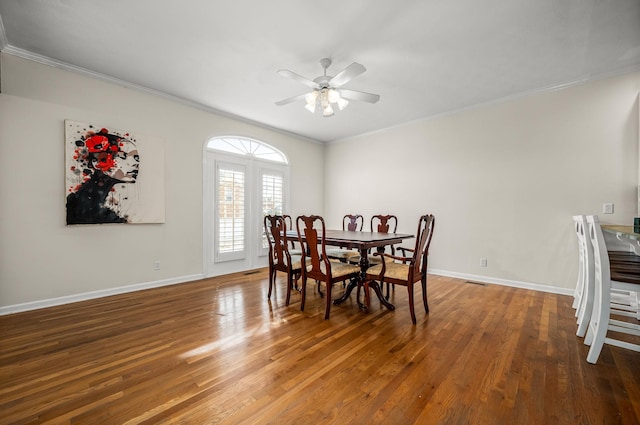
[480,258,487,267]
[153,261,160,271]
[603,203,614,214]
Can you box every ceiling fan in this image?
[275,58,380,117]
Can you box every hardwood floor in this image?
[1,270,639,424]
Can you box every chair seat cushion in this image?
[347,254,385,265]
[346,254,361,264]
[307,260,360,279]
[290,255,302,271]
[366,262,409,281]
[367,254,383,264]
[326,248,358,259]
[289,248,303,256]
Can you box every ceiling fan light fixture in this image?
[336,97,349,111]
[305,91,318,106]
[327,89,340,103]
[328,89,349,111]
[322,103,334,117]
[304,90,318,113]
[320,88,330,108]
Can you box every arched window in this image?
[206,136,287,164]
[204,136,290,276]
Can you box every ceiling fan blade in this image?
[338,89,380,104]
[277,69,318,89]
[275,93,308,106]
[329,62,366,88]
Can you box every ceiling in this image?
[1,0,639,143]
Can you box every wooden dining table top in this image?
[601,225,640,240]
[286,229,414,251]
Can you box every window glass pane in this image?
[212,138,243,155]
[207,137,287,164]
[218,166,245,254]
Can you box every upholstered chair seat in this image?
[308,260,360,278]
[326,248,359,260]
[366,262,410,281]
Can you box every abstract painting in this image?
[65,120,165,224]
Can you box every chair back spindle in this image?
[343,214,364,232]
[297,215,330,281]
[326,214,363,261]
[371,214,397,234]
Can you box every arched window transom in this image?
[207,136,287,164]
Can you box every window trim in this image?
[204,136,290,276]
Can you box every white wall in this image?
[325,72,640,292]
[2,52,638,312]
[0,53,324,311]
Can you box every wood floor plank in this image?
[1,270,639,424]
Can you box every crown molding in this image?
[330,64,640,145]
[0,46,322,145]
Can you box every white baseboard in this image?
[0,269,574,316]
[0,274,205,316]
[428,268,574,296]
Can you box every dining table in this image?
[287,229,414,312]
[601,225,640,255]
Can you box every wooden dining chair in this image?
[365,214,435,324]
[283,214,302,256]
[325,214,363,261]
[264,215,302,306]
[296,215,361,320]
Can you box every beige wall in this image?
[1,51,638,312]
[0,53,324,311]
[325,72,640,292]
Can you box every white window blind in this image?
[260,170,284,250]
[217,164,245,260]
[262,172,283,216]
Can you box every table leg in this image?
[356,250,368,311]
[333,247,395,312]
[367,280,395,311]
[333,278,358,305]
[333,247,369,307]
